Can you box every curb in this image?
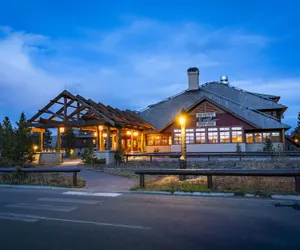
[129,190,300,200]
[0,184,72,191]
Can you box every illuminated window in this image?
[93,139,96,144]
[174,131,181,145]
[208,128,218,131]
[271,132,280,142]
[208,132,218,143]
[196,132,206,143]
[168,136,172,145]
[162,136,168,145]
[232,131,243,143]
[219,127,230,131]
[246,133,253,143]
[186,132,195,144]
[220,131,230,143]
[254,133,262,143]
[155,136,161,145]
[146,136,154,146]
[232,127,242,131]
[196,128,205,132]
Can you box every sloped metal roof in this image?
[138,82,290,131]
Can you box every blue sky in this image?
[0,0,299,130]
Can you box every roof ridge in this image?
[200,87,286,125]
[202,81,286,107]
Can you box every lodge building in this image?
[29,67,297,160]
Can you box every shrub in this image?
[82,148,106,165]
[263,138,274,152]
[153,147,160,153]
[236,143,241,152]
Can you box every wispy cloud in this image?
[0,19,299,128]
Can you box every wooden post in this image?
[57,128,61,151]
[117,128,121,151]
[64,96,67,123]
[282,128,286,151]
[150,155,153,162]
[107,127,111,150]
[73,172,78,186]
[207,175,213,189]
[76,102,80,120]
[96,126,100,150]
[39,132,44,152]
[141,132,144,152]
[295,176,300,192]
[131,130,134,152]
[140,174,145,188]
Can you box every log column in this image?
[140,132,144,152]
[117,128,122,151]
[57,128,61,151]
[96,126,100,151]
[39,132,44,152]
[282,128,286,151]
[107,127,111,150]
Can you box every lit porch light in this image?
[296,139,299,143]
[94,132,97,136]
[33,145,38,151]
[133,131,139,137]
[59,127,65,133]
[103,133,108,137]
[126,131,132,136]
[99,125,103,131]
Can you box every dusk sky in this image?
[0,0,299,131]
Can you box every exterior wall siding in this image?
[171,143,246,152]
[145,145,171,153]
[245,143,282,152]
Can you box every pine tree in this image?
[44,128,52,149]
[0,123,3,157]
[14,112,34,164]
[294,112,300,137]
[61,127,76,157]
[263,138,274,152]
[1,116,15,163]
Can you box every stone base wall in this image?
[34,152,63,164]
[94,150,116,165]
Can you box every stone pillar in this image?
[117,128,122,151]
[107,127,111,150]
[39,132,44,152]
[57,128,61,151]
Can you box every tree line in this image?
[0,112,52,166]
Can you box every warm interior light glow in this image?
[103,133,107,137]
[99,125,103,131]
[33,145,38,150]
[296,139,299,143]
[94,132,97,136]
[179,116,186,125]
[59,127,65,133]
[126,131,132,135]
[133,131,139,137]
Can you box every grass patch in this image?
[131,176,210,193]
[0,173,86,188]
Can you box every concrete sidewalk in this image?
[56,159,136,192]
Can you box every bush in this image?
[114,149,125,165]
[263,138,274,152]
[153,147,160,153]
[82,148,106,165]
[236,143,241,152]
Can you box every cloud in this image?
[0,20,299,129]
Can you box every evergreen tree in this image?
[61,127,76,157]
[0,123,3,157]
[1,116,15,162]
[263,138,274,152]
[293,112,300,137]
[43,128,52,149]
[14,112,34,164]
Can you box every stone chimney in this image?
[187,67,199,91]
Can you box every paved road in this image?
[0,188,299,250]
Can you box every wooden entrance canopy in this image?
[29,90,155,130]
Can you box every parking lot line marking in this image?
[5,203,77,212]
[38,197,102,204]
[63,191,122,197]
[0,213,151,230]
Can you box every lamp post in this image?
[179,109,187,180]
